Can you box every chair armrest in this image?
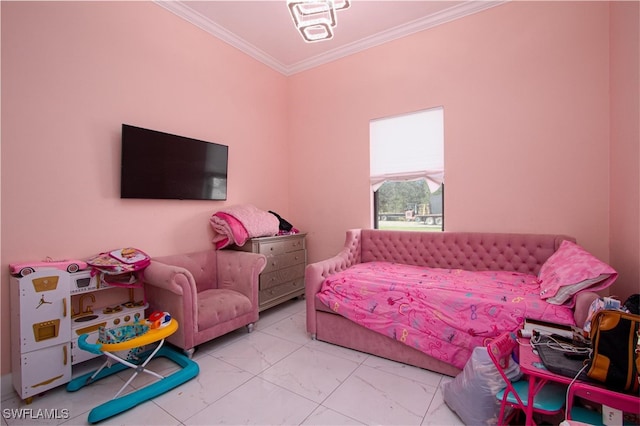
[143,260,197,296]
[143,260,198,348]
[216,250,266,309]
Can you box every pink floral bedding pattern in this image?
[317,261,575,369]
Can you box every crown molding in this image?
[155,1,508,76]
[154,1,291,74]
[286,1,507,75]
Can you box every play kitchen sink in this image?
[74,315,99,322]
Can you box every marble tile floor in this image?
[1,299,463,426]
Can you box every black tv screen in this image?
[120,124,228,200]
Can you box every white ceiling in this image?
[155,1,506,75]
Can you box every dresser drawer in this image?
[260,263,305,290]
[256,236,305,256]
[259,278,305,306]
[262,250,306,274]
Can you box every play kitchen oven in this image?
[69,269,111,294]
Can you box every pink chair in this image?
[567,381,640,425]
[143,249,266,357]
[487,332,567,425]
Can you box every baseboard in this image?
[1,373,15,401]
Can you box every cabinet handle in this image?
[63,345,67,365]
[62,298,67,317]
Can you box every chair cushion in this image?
[496,379,566,412]
[197,288,252,330]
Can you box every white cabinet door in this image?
[13,271,71,353]
[71,330,101,365]
[16,343,71,399]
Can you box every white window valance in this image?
[370,170,444,192]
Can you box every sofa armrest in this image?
[216,250,266,310]
[573,291,600,329]
[143,260,198,348]
[305,228,363,335]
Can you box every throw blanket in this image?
[317,261,575,369]
[210,204,279,249]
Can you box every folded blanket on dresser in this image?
[210,204,279,249]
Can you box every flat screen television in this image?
[120,124,228,200]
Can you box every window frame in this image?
[370,107,444,231]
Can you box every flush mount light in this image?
[287,0,350,43]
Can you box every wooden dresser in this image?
[230,233,306,311]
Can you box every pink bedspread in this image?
[317,261,575,369]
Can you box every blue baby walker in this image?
[67,248,198,423]
[67,316,199,423]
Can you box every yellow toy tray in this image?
[97,319,178,352]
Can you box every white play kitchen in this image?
[10,269,146,403]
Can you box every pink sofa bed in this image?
[306,229,599,376]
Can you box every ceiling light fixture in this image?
[287,0,350,43]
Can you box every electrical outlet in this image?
[602,404,622,426]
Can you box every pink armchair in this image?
[143,249,266,357]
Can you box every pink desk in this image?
[518,339,640,426]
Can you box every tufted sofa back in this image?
[359,229,575,275]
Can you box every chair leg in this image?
[497,403,507,426]
[498,407,519,426]
[246,323,254,333]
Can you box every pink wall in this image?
[609,1,640,302]
[289,2,612,265]
[1,2,288,375]
[2,1,638,379]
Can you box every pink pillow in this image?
[538,240,617,307]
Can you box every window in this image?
[370,107,444,231]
